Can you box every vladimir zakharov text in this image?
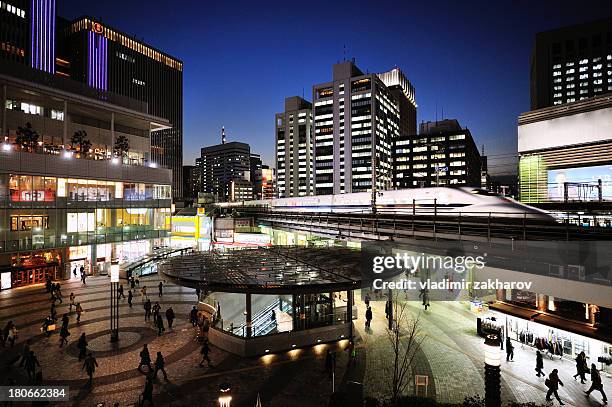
[372,278,533,291]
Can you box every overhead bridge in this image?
[227,208,612,243]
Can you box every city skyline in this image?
[56,0,612,176]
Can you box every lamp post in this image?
[110,262,120,342]
[218,382,231,407]
[484,334,501,407]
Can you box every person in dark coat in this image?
[535,350,544,377]
[165,307,175,329]
[18,339,31,367]
[140,375,154,406]
[61,313,69,330]
[83,353,98,387]
[59,324,70,347]
[144,299,152,322]
[138,344,152,373]
[573,351,588,384]
[118,284,125,299]
[154,351,168,381]
[545,369,564,405]
[1,320,14,347]
[365,306,373,328]
[158,281,163,297]
[585,363,608,404]
[190,306,198,327]
[25,351,40,382]
[77,333,88,361]
[505,337,514,361]
[128,290,133,307]
[199,340,212,367]
[155,313,164,336]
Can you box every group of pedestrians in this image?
[525,342,608,405]
[1,320,17,347]
[137,344,169,381]
[143,298,175,335]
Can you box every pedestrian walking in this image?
[80,266,86,284]
[1,320,14,347]
[506,337,514,362]
[18,339,31,367]
[73,267,77,279]
[69,292,75,311]
[144,299,152,322]
[75,303,83,323]
[199,340,212,367]
[118,284,125,299]
[545,369,565,405]
[25,351,40,382]
[138,344,152,373]
[365,306,373,329]
[82,353,98,387]
[141,286,147,302]
[135,277,140,286]
[59,324,70,347]
[50,302,57,321]
[165,307,175,329]
[61,313,69,330]
[573,351,588,384]
[55,283,62,302]
[154,351,168,381]
[190,306,198,327]
[155,313,165,336]
[384,299,391,319]
[152,302,161,319]
[129,276,135,290]
[585,363,608,404]
[195,287,201,299]
[364,293,370,307]
[42,316,53,337]
[128,290,133,307]
[140,375,154,406]
[77,333,88,361]
[158,281,163,297]
[535,350,545,377]
[7,325,17,347]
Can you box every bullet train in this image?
[219,187,555,221]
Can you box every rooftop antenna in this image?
[481,144,485,155]
[343,44,346,62]
[302,87,305,99]
[441,106,444,120]
[221,126,226,144]
[435,101,438,123]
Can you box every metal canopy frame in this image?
[159,246,362,294]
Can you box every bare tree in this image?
[385,292,424,406]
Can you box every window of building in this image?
[449,134,465,141]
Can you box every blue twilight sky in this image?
[59,0,612,176]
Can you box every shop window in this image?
[10,215,49,231]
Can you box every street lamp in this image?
[218,382,231,407]
[110,262,120,342]
[484,334,501,407]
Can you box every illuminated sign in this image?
[1,272,11,290]
[547,164,612,201]
[93,22,103,33]
[110,264,119,283]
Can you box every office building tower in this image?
[313,61,399,195]
[200,130,251,202]
[378,67,417,136]
[253,165,275,200]
[392,119,482,188]
[275,96,314,197]
[249,153,262,194]
[530,17,612,109]
[62,17,183,198]
[183,165,201,201]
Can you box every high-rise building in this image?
[530,17,612,109]
[275,96,314,197]
[377,68,417,136]
[313,61,399,195]
[200,130,251,202]
[392,119,482,188]
[253,165,275,200]
[249,153,262,194]
[182,165,201,201]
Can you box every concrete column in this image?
[1,84,6,138]
[347,290,354,339]
[90,244,97,275]
[110,112,115,156]
[62,100,68,148]
[245,293,252,338]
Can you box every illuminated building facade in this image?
[275,96,314,197]
[392,119,482,188]
[530,17,612,109]
[0,68,173,291]
[64,18,183,198]
[518,94,612,216]
[313,61,399,195]
[201,138,251,202]
[377,67,417,137]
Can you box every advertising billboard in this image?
[547,164,612,201]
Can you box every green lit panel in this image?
[519,155,547,203]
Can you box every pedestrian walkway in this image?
[353,293,610,406]
[0,274,350,406]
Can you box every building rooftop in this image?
[518,93,612,125]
